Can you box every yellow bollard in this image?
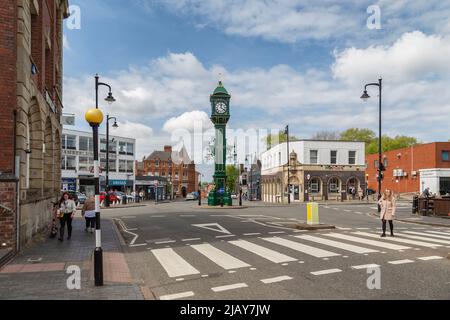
[307,202,319,225]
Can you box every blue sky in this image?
[63,0,450,180]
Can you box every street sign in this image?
[154,180,158,187]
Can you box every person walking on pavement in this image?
[378,189,396,237]
[58,192,77,241]
[81,196,96,233]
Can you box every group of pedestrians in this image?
[53,192,97,242]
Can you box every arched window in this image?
[329,177,341,193]
[310,178,321,193]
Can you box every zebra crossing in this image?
[149,228,450,280]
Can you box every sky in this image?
[63,0,450,181]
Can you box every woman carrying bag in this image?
[58,192,77,241]
[378,189,396,237]
[81,196,96,233]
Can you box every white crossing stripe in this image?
[151,248,200,278]
[324,233,410,250]
[261,276,293,284]
[295,235,378,254]
[403,231,450,241]
[352,264,380,270]
[418,256,444,261]
[311,269,342,275]
[211,283,248,292]
[159,291,194,300]
[394,233,450,245]
[262,237,340,258]
[388,259,414,265]
[352,232,439,248]
[229,240,297,263]
[426,230,450,236]
[190,244,250,270]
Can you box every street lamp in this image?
[285,125,291,204]
[89,74,115,287]
[361,78,383,213]
[105,115,118,207]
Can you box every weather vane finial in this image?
[218,72,224,85]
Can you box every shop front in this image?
[61,178,77,192]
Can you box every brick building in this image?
[366,142,450,195]
[0,1,69,258]
[137,145,199,198]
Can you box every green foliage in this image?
[366,135,418,154]
[226,165,239,193]
[265,131,299,149]
[340,128,376,144]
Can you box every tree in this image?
[312,130,341,141]
[340,128,376,144]
[367,135,418,154]
[226,165,239,193]
[265,131,299,149]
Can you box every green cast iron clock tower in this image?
[208,81,232,206]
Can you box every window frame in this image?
[310,150,318,164]
[348,150,357,165]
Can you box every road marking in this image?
[116,219,139,245]
[150,216,166,218]
[394,233,450,245]
[352,232,442,248]
[121,216,136,219]
[388,259,414,265]
[261,276,293,284]
[250,267,257,270]
[151,248,200,278]
[192,223,232,234]
[182,238,201,242]
[229,240,297,263]
[355,212,363,214]
[418,256,444,261]
[344,210,352,212]
[295,235,379,254]
[201,275,209,278]
[180,215,196,217]
[262,237,340,258]
[228,270,237,274]
[293,230,307,233]
[129,243,147,247]
[216,235,236,239]
[176,278,184,281]
[160,291,194,300]
[352,264,380,270]
[154,240,176,245]
[211,283,248,292]
[324,233,410,250]
[356,228,370,230]
[403,231,450,241]
[190,244,250,270]
[426,230,450,236]
[269,231,286,235]
[311,269,342,276]
[243,233,261,236]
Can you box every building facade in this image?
[261,140,366,203]
[0,0,69,256]
[138,145,199,198]
[61,128,136,196]
[366,142,450,195]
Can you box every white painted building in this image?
[261,140,366,203]
[61,128,136,196]
[419,169,450,196]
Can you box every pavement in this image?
[1,200,449,300]
[0,216,144,300]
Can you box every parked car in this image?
[231,194,238,199]
[366,188,376,195]
[100,191,119,203]
[76,192,87,205]
[185,192,199,201]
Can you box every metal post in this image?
[93,124,103,286]
[105,116,110,207]
[286,125,290,204]
[377,78,382,213]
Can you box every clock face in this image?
[215,102,227,114]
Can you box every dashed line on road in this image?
[216,235,236,239]
[388,259,414,265]
[311,269,342,276]
[159,291,194,300]
[243,233,262,236]
[417,256,444,261]
[351,264,380,270]
[211,283,248,293]
[261,276,293,284]
[182,238,201,242]
[150,216,166,218]
[155,240,176,245]
[268,231,286,235]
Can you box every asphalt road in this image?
[104,201,450,300]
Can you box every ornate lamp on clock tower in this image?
[208,81,232,206]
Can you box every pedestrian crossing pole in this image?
[85,108,104,286]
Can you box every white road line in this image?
[352,264,380,270]
[243,233,261,236]
[180,215,196,217]
[155,240,176,245]
[355,212,363,214]
[261,276,293,284]
[129,243,147,247]
[211,283,248,292]
[394,233,450,245]
[388,259,414,265]
[353,232,442,248]
[182,238,201,242]
[116,219,139,245]
[418,256,444,261]
[151,248,200,278]
[344,210,352,212]
[216,235,236,239]
[160,291,194,300]
[151,216,166,218]
[176,278,184,282]
[295,235,378,254]
[324,233,410,250]
[229,240,297,263]
[403,231,450,240]
[426,230,450,236]
[262,237,340,258]
[268,231,286,235]
[356,228,370,230]
[311,269,342,276]
[190,244,250,270]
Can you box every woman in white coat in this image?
[378,189,396,237]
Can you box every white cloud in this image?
[113,121,154,160]
[63,35,70,50]
[162,110,212,133]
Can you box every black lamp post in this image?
[105,115,118,207]
[285,125,291,204]
[361,78,383,213]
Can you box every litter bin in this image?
[122,195,127,205]
[412,196,419,214]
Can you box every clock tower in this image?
[208,81,232,206]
